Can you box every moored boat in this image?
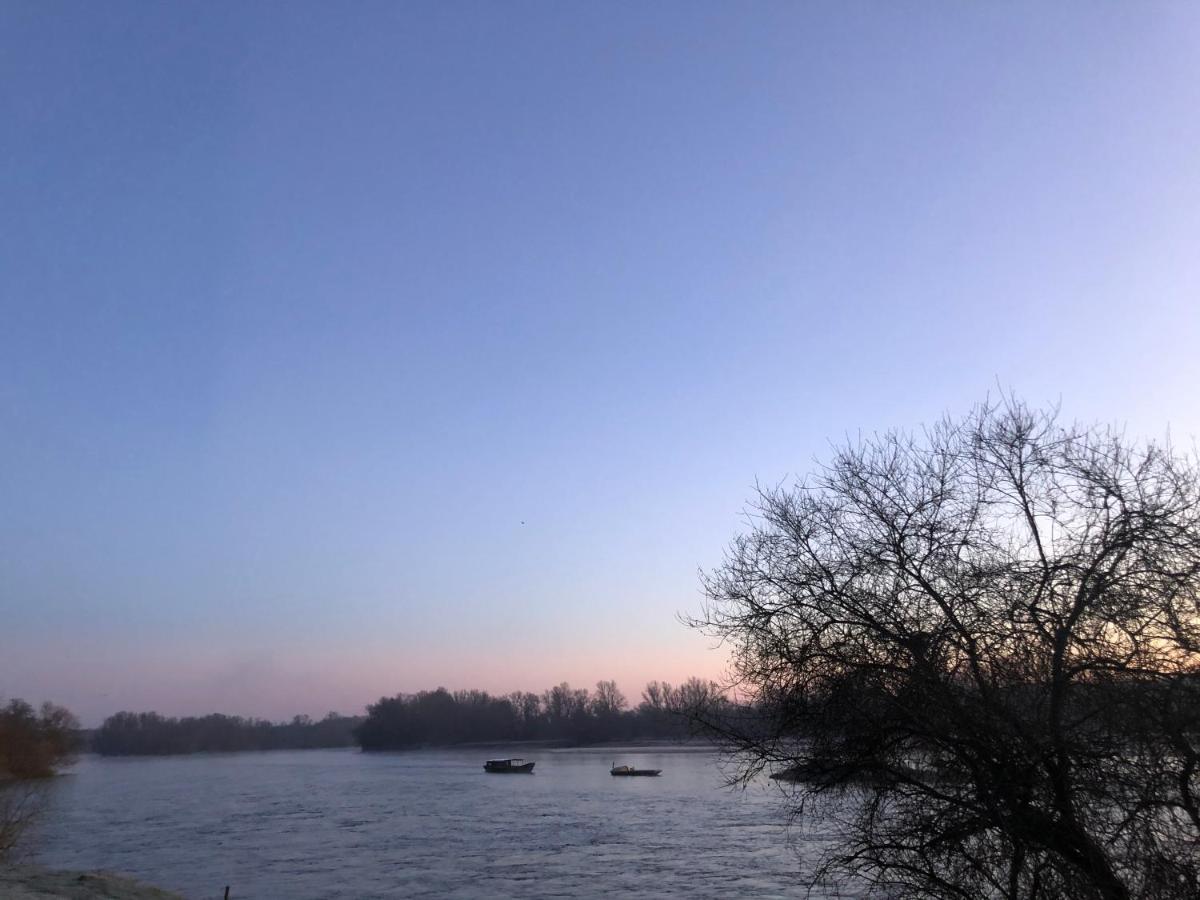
[484,758,535,773]
[610,764,662,776]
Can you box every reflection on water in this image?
[36,746,845,899]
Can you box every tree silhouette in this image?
[0,698,78,861]
[693,399,1200,899]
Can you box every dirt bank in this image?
[0,867,183,899]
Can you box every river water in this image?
[33,745,846,899]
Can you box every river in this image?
[33,745,845,899]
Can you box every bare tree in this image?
[692,399,1200,900]
[591,680,628,717]
[0,700,78,779]
[0,782,48,862]
[541,682,589,723]
[669,677,724,716]
[640,681,669,712]
[0,698,78,862]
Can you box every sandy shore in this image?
[0,867,183,899]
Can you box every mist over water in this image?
[34,747,843,899]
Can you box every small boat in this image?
[610,764,662,777]
[484,758,535,773]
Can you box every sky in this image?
[3,2,1200,725]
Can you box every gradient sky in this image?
[3,2,1200,725]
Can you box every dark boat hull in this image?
[610,769,661,776]
[484,762,535,773]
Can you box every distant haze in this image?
[3,2,1200,726]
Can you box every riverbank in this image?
[0,866,182,899]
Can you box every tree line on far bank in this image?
[91,711,364,756]
[85,677,724,756]
[355,678,724,749]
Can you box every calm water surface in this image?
[35,746,844,899]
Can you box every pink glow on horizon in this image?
[6,631,730,727]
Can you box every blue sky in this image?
[3,2,1199,723]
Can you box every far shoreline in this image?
[81,736,719,760]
